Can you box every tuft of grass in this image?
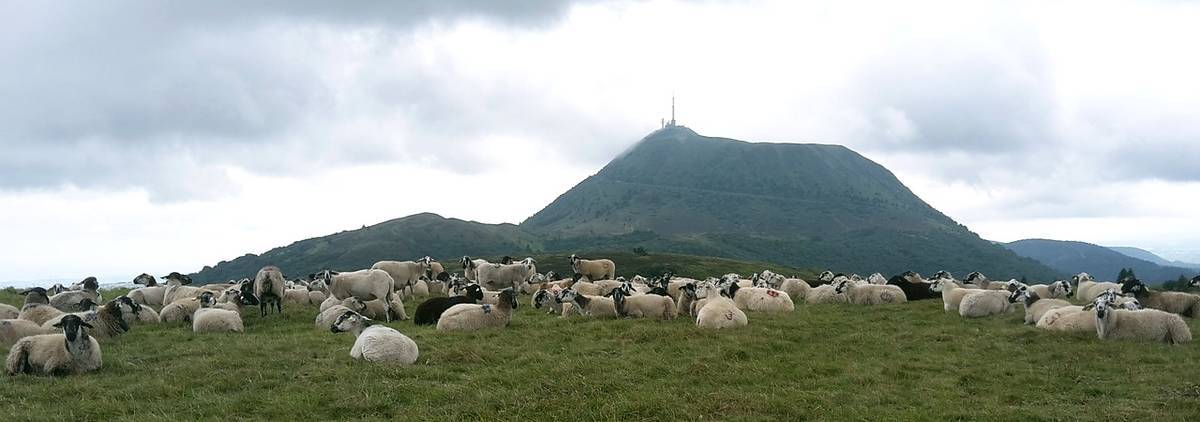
[1,290,1199,420]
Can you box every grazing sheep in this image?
[253,266,286,317]
[1074,273,1121,302]
[1093,294,1192,344]
[127,273,167,307]
[321,269,398,322]
[834,279,907,305]
[570,254,616,281]
[609,287,676,320]
[957,290,1013,318]
[315,298,369,330]
[42,298,131,340]
[49,277,101,311]
[887,272,939,301]
[437,288,518,331]
[1120,277,1200,318]
[1009,286,1072,325]
[696,282,748,329]
[414,284,484,326]
[0,319,53,348]
[5,315,102,376]
[1027,280,1073,300]
[160,292,213,323]
[372,257,433,295]
[556,288,618,319]
[330,311,419,364]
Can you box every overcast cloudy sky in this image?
[2,0,1198,283]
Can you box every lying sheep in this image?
[330,311,419,364]
[532,287,565,315]
[414,284,484,326]
[192,289,247,333]
[1094,293,1192,345]
[696,281,748,329]
[315,298,369,330]
[437,288,518,331]
[555,288,617,318]
[0,304,17,320]
[0,319,53,348]
[866,273,888,285]
[127,273,167,307]
[1038,290,1142,333]
[162,272,205,305]
[1027,280,1073,300]
[1074,273,1120,302]
[1120,277,1200,318]
[930,278,975,312]
[160,292,213,323]
[734,284,796,312]
[18,304,64,327]
[41,298,131,341]
[805,283,846,305]
[957,290,1013,318]
[570,254,616,281]
[834,279,906,305]
[49,277,101,311]
[283,288,313,306]
[5,314,102,376]
[1009,286,1072,325]
[609,287,676,320]
[321,269,397,322]
[887,272,939,301]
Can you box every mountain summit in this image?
[523,126,1055,279]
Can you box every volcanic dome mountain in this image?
[192,126,1057,282]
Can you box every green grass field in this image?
[2,287,1199,421]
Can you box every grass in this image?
[2,288,1199,420]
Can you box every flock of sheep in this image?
[3,253,1199,376]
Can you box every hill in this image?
[1004,239,1197,283]
[523,126,1057,279]
[1108,246,1200,270]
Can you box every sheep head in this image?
[53,314,93,342]
[1072,273,1093,283]
[133,273,157,286]
[1007,286,1029,304]
[1119,277,1146,296]
[164,272,193,285]
[331,311,368,334]
[817,271,835,283]
[1191,276,1200,289]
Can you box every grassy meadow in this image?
[2,285,1200,421]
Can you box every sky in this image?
[2,0,1198,284]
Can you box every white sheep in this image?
[570,254,616,281]
[315,298,369,330]
[1009,286,1072,325]
[0,319,53,348]
[0,303,17,320]
[48,277,101,311]
[41,298,133,341]
[372,257,433,295]
[957,290,1013,318]
[437,288,518,331]
[459,256,491,282]
[160,292,213,323]
[696,281,748,329]
[282,288,312,306]
[192,307,244,333]
[252,266,286,317]
[805,283,846,305]
[362,295,408,321]
[867,273,888,285]
[555,288,618,318]
[1120,277,1200,317]
[930,278,976,312]
[609,287,676,320]
[733,284,796,312]
[475,258,537,291]
[1037,290,1142,333]
[1093,294,1192,344]
[320,269,397,322]
[330,311,419,364]
[1027,280,1073,300]
[162,272,205,305]
[1074,273,1120,302]
[832,278,906,305]
[5,314,102,376]
[127,273,167,307]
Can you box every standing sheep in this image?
[1093,294,1192,345]
[372,257,433,296]
[5,315,102,376]
[1120,277,1200,318]
[570,254,616,281]
[254,266,286,317]
[437,288,518,331]
[475,258,537,291]
[330,311,419,364]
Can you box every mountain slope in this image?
[523,126,1057,280]
[1005,239,1197,283]
[1108,246,1200,270]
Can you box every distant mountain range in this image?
[1107,246,1200,270]
[1003,239,1198,283]
[193,126,1058,282]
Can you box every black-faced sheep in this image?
[41,297,132,341]
[330,311,419,364]
[371,257,433,295]
[1027,280,1073,300]
[414,284,484,326]
[5,314,102,376]
[437,288,518,331]
[1120,277,1200,318]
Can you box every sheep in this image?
[0,303,17,320]
[460,256,492,282]
[962,272,1004,290]
[127,273,167,307]
[1027,280,1073,300]
[473,258,537,291]
[192,304,244,334]
[930,278,975,312]
[49,277,101,311]
[833,279,907,305]
[757,270,809,301]
[886,272,939,301]
[805,282,846,305]
[609,287,676,320]
[676,282,699,318]
[696,281,748,329]
[532,287,566,315]
[362,295,408,321]
[162,272,206,305]
[42,298,132,340]
[555,288,618,318]
[1093,293,1192,344]
[411,279,430,299]
[1009,286,1073,325]
[252,266,286,317]
[570,254,616,281]
[1074,273,1121,302]
[0,319,53,348]
[437,288,518,331]
[1120,277,1200,318]
[957,290,1013,318]
[17,287,63,325]
[315,298,369,330]
[1037,290,1143,333]
[428,260,449,292]
[414,284,484,326]
[330,311,419,364]
[132,304,160,324]
[110,296,148,326]
[867,273,888,285]
[160,292,213,323]
[47,284,69,295]
[319,269,397,322]
[5,315,102,376]
[371,257,433,296]
[1191,275,1200,290]
[283,288,313,306]
[733,276,796,311]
